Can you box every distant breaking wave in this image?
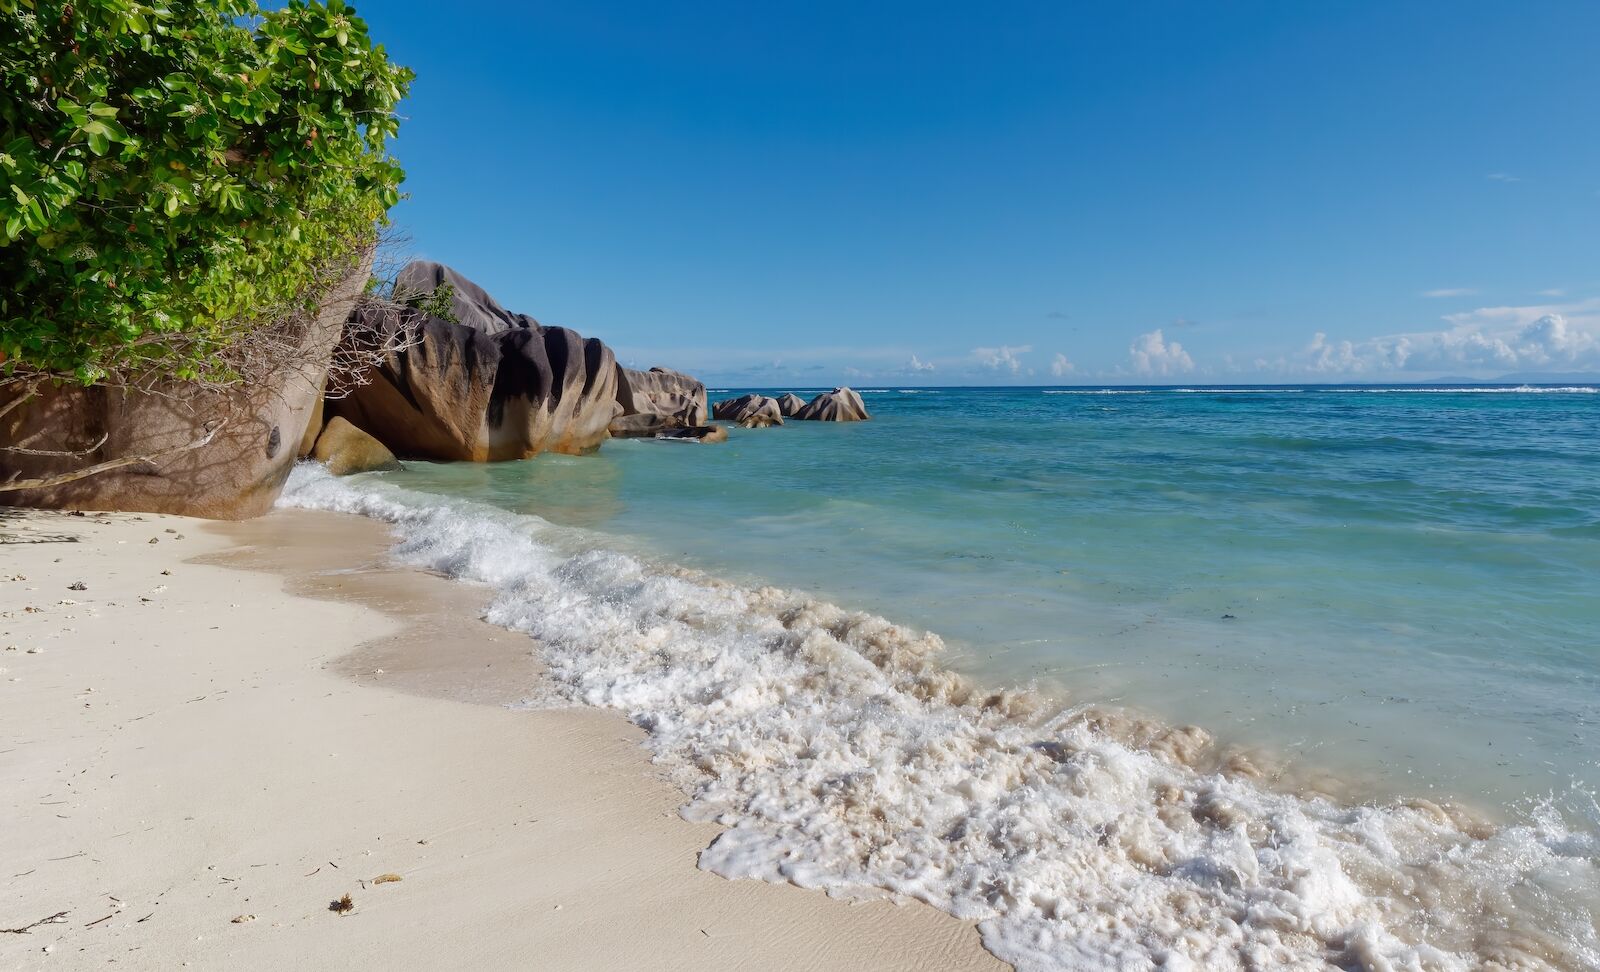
[1044,385,1597,395]
[283,465,1599,972]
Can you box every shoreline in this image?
[0,507,1001,970]
[272,465,1599,970]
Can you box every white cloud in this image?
[1049,353,1074,377]
[1128,330,1194,376]
[908,354,935,373]
[1421,288,1477,298]
[971,344,1032,373]
[1538,288,1567,298]
[1486,172,1521,183]
[1297,299,1600,375]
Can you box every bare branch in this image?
[0,421,227,494]
[3,431,110,457]
[0,377,44,424]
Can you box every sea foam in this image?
[282,465,1599,971]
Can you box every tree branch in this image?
[0,421,227,493]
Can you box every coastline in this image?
[0,507,1001,971]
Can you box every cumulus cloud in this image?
[1128,330,1194,376]
[908,354,935,373]
[1421,288,1477,298]
[1049,353,1074,377]
[1298,299,1600,375]
[971,344,1032,373]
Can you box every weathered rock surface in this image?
[0,254,369,519]
[614,366,707,433]
[774,392,808,417]
[711,394,784,428]
[311,417,401,476]
[655,425,728,443]
[327,262,618,461]
[794,387,870,422]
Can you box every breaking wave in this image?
[282,465,1599,971]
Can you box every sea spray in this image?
[282,464,1600,971]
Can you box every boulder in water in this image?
[311,417,401,476]
[614,366,707,433]
[327,262,618,461]
[711,394,784,428]
[774,392,808,417]
[655,425,728,443]
[794,387,870,422]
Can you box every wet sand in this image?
[0,507,1001,971]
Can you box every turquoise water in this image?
[388,384,1600,817]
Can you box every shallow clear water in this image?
[387,384,1600,815]
[283,388,1600,969]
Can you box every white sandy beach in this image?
[0,507,1001,971]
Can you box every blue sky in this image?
[361,1,1600,385]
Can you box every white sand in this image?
[0,508,1002,970]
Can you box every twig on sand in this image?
[84,913,114,928]
[2,911,69,934]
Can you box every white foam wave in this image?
[1043,386,1596,395]
[1354,385,1598,394]
[281,465,1600,971]
[1172,388,1305,394]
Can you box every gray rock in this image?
[711,394,784,428]
[614,366,708,431]
[774,393,808,417]
[794,387,870,422]
[654,425,728,443]
[328,262,618,461]
[0,254,369,519]
[311,417,401,476]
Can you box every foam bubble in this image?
[282,465,1600,971]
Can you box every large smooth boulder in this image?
[712,394,784,428]
[311,417,401,476]
[614,366,707,432]
[774,392,807,417]
[0,253,369,519]
[327,262,618,462]
[794,387,870,422]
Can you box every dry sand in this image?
[0,507,1003,970]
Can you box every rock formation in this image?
[613,366,707,436]
[655,425,728,443]
[310,417,401,476]
[326,262,617,461]
[793,387,870,422]
[774,392,808,417]
[0,254,370,519]
[711,394,784,428]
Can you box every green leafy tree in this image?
[0,0,412,385]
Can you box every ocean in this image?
[283,383,1600,970]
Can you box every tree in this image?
[0,0,412,387]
